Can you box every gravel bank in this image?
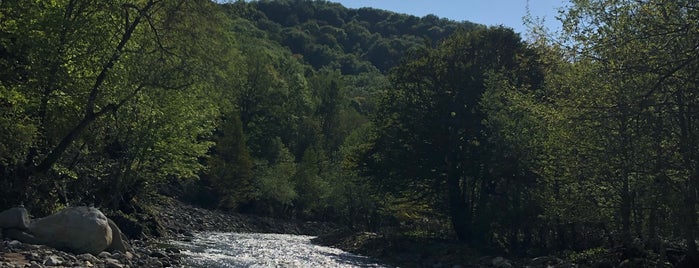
[0,197,337,267]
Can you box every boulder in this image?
[29,207,112,255]
[0,207,30,229]
[106,219,130,253]
[3,228,40,244]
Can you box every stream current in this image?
[171,232,388,267]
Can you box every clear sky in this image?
[330,0,569,35]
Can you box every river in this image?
[171,232,389,267]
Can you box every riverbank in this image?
[0,196,338,267]
[148,196,336,237]
[314,231,691,268]
[1,197,689,267]
[313,231,591,268]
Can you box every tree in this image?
[360,27,544,244]
[205,113,254,210]
[0,0,243,211]
[555,0,699,262]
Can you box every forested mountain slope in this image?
[224,0,477,73]
[2,0,698,267]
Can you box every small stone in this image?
[25,253,41,261]
[63,254,77,262]
[105,258,123,268]
[43,255,63,266]
[24,244,41,251]
[77,253,99,263]
[28,263,43,268]
[98,252,112,258]
[150,251,167,258]
[8,240,21,247]
[84,260,94,267]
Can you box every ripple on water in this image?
[171,232,389,268]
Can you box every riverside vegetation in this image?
[1,0,699,267]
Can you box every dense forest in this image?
[1,0,698,266]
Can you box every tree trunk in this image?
[447,173,470,242]
[683,175,698,264]
[620,176,632,247]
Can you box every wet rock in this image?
[7,241,21,248]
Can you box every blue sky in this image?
[330,1,570,35]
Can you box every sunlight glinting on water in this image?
[172,232,388,268]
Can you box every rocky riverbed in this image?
[3,197,688,267]
[150,197,336,237]
[0,197,338,268]
[0,238,182,268]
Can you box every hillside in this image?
[223,0,478,74]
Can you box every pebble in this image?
[1,241,181,268]
[77,253,99,262]
[26,253,40,261]
[43,255,62,266]
[105,258,123,268]
[150,251,167,258]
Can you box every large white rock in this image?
[29,206,113,255]
[0,207,30,229]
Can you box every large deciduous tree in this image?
[360,27,543,243]
[0,0,241,211]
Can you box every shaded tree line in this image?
[357,0,699,265]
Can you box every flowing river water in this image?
[171,232,389,267]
